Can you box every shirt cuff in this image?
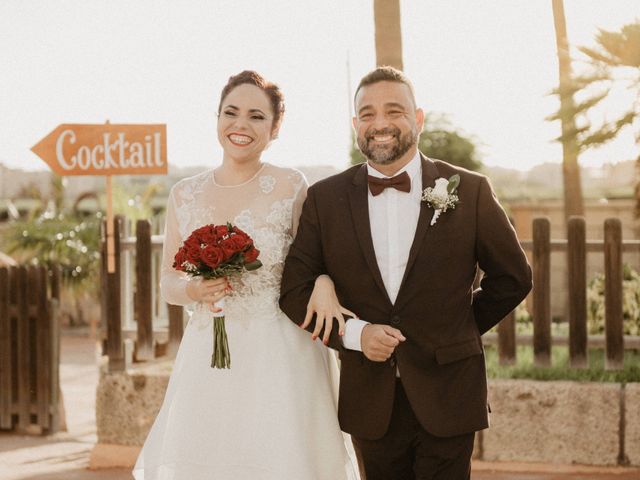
[341,318,369,351]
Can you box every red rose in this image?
[192,225,218,245]
[219,238,237,260]
[243,246,259,264]
[173,248,188,270]
[201,245,224,269]
[185,234,199,247]
[184,235,202,253]
[191,225,208,240]
[233,234,252,250]
[183,243,202,265]
[214,225,230,238]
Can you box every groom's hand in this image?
[361,324,406,362]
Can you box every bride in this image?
[132,71,359,480]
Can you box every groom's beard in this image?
[358,126,418,166]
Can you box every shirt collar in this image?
[366,150,422,182]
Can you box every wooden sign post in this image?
[31,123,167,272]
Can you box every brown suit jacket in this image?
[279,155,532,440]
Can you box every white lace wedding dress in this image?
[132,163,359,480]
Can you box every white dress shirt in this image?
[342,152,422,351]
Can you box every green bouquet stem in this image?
[211,315,231,369]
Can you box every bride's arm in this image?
[302,274,358,345]
[160,188,198,306]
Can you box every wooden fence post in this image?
[135,220,154,361]
[16,266,30,431]
[50,265,61,301]
[122,218,134,330]
[604,218,624,370]
[533,217,551,367]
[167,304,184,356]
[567,216,587,368]
[498,215,517,366]
[0,267,11,429]
[497,309,516,366]
[167,304,184,357]
[105,216,125,372]
[34,267,50,432]
[49,265,62,433]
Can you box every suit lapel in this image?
[348,164,392,306]
[397,155,439,301]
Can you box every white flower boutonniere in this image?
[421,174,460,226]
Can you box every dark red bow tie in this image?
[367,171,411,196]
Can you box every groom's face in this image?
[353,81,424,166]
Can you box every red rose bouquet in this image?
[173,223,262,368]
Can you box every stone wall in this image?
[92,363,640,468]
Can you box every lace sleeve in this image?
[291,172,308,238]
[160,187,194,306]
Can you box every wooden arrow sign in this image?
[31,124,167,176]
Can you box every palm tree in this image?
[576,20,640,215]
[551,0,584,222]
[374,0,403,70]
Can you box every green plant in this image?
[485,345,640,382]
[111,181,161,231]
[5,211,102,293]
[587,264,640,335]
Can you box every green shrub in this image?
[587,264,640,336]
[4,211,102,293]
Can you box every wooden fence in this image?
[484,216,640,369]
[101,216,639,372]
[101,216,183,373]
[0,265,62,434]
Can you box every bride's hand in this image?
[302,274,357,345]
[186,277,231,312]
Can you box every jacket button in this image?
[391,315,401,326]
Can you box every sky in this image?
[0,0,637,174]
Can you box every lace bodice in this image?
[160,163,308,320]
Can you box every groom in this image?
[280,67,532,479]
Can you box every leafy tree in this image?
[417,115,483,171]
[349,131,366,166]
[573,20,640,213]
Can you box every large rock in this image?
[95,360,172,446]
[483,380,621,466]
[625,383,640,466]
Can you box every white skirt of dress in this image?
[132,303,359,480]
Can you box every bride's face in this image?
[217,83,276,164]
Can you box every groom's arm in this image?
[472,176,532,334]
[280,185,346,351]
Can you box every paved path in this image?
[1,332,639,479]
